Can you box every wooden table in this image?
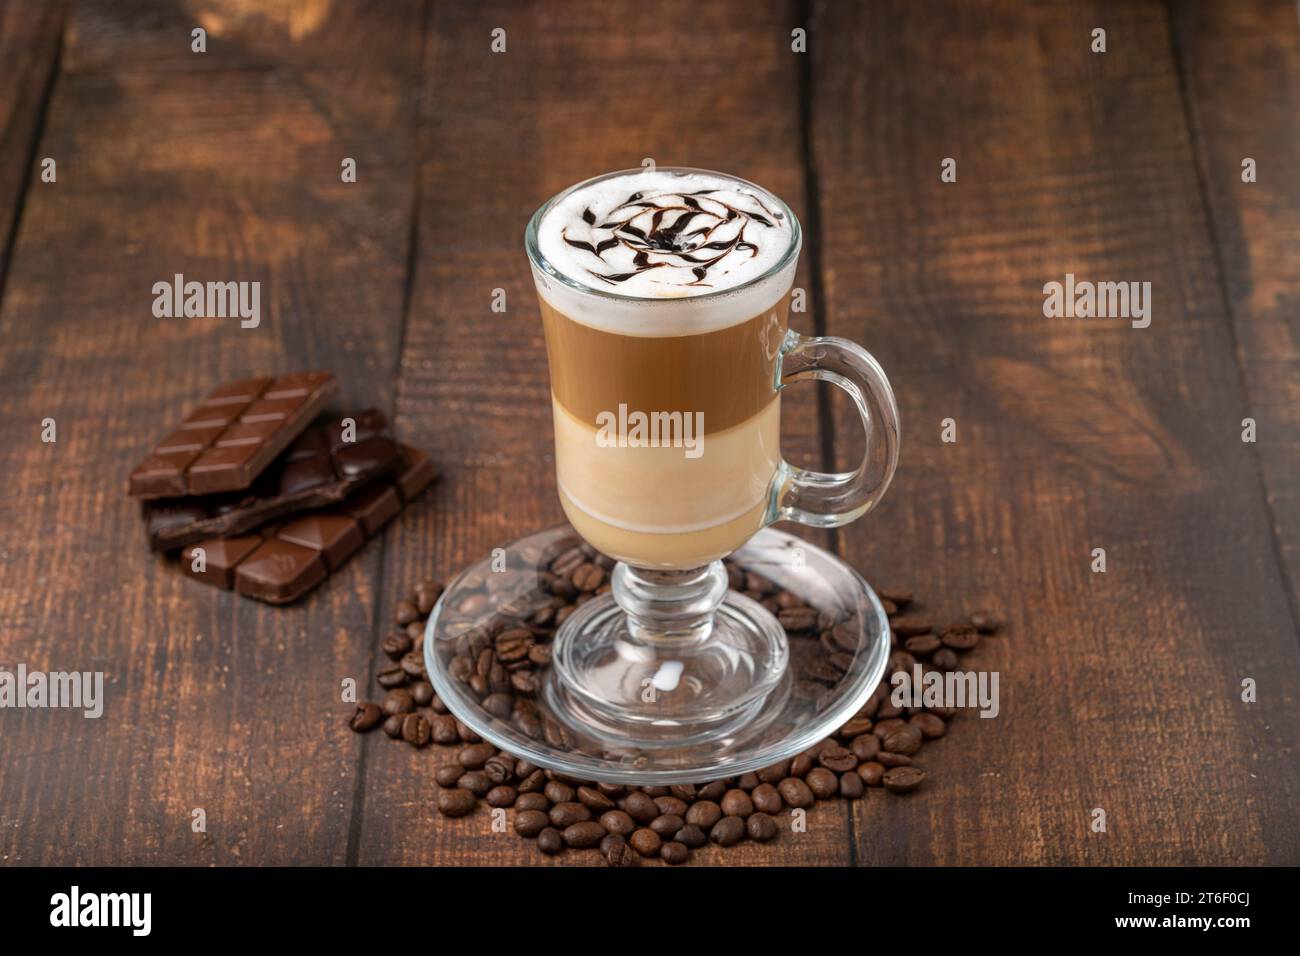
[1,0,1297,867]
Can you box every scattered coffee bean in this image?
[882,766,927,793]
[839,772,865,799]
[537,827,563,855]
[549,802,591,828]
[969,609,1001,633]
[516,792,548,812]
[605,839,637,867]
[458,771,492,797]
[624,791,658,824]
[515,809,549,837]
[882,724,923,755]
[858,762,886,786]
[777,777,815,809]
[381,689,414,716]
[751,783,783,815]
[629,828,662,857]
[719,789,754,818]
[746,812,778,842]
[437,788,476,817]
[806,767,838,799]
[709,816,746,847]
[382,633,413,659]
[910,712,947,739]
[660,841,689,865]
[485,785,517,808]
[563,821,606,849]
[650,814,685,838]
[401,713,431,747]
[674,824,707,849]
[349,702,383,732]
[684,800,723,830]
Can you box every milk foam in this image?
[533,169,798,335]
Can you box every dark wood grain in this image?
[0,0,425,864]
[351,0,850,866]
[0,1,67,280]
[1172,0,1300,617]
[810,0,1300,864]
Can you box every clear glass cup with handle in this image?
[525,167,900,747]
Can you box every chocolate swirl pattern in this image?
[537,170,794,302]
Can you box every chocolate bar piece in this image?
[178,444,435,604]
[129,371,337,498]
[143,409,413,551]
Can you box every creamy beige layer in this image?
[552,395,781,568]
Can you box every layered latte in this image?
[531,169,799,569]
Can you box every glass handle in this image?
[772,329,900,527]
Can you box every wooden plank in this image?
[810,0,1300,864]
[0,0,425,864]
[355,0,847,865]
[1172,0,1300,616]
[0,1,67,278]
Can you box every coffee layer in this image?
[539,292,790,434]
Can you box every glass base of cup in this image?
[423,524,891,784]
[546,588,789,749]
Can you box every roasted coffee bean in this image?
[674,823,708,849]
[850,733,881,762]
[641,785,669,798]
[409,681,434,706]
[482,753,515,784]
[437,788,477,817]
[527,644,552,667]
[382,689,415,716]
[457,593,488,616]
[751,783,783,815]
[400,651,426,679]
[911,712,947,739]
[377,664,408,689]
[597,782,625,798]
[881,599,898,616]
[660,841,689,865]
[697,781,727,802]
[600,832,626,855]
[349,702,383,732]
[790,753,814,777]
[818,745,858,773]
[406,621,425,643]
[382,633,413,660]
[517,769,546,794]
[516,792,548,812]
[572,786,612,813]
[719,789,754,818]
[736,772,760,792]
[837,718,873,740]
[514,809,549,838]
[890,615,932,636]
[969,609,1001,634]
[839,771,865,799]
[383,713,405,738]
[543,780,575,804]
[537,827,563,855]
[882,766,927,793]
[931,648,959,670]
[447,655,472,682]
[623,791,658,824]
[481,692,513,720]
[878,588,912,607]
[485,785,517,808]
[432,715,459,744]
[571,562,605,592]
[805,767,838,799]
[562,821,606,849]
[882,723,923,755]
[904,633,942,656]
[746,812,778,843]
[877,752,913,768]
[458,743,496,769]
[395,600,419,626]
[940,623,980,650]
[600,810,636,836]
[605,839,637,867]
[458,771,492,797]
[709,816,746,847]
[858,761,886,786]
[757,760,790,785]
[650,814,685,838]
[669,783,697,802]
[777,777,815,809]
[401,714,431,747]
[653,796,689,818]
[629,828,662,857]
[435,764,465,787]
[874,717,908,738]
[876,698,905,720]
[889,651,917,676]
[549,802,592,828]
[684,800,723,830]
[415,579,443,615]
[777,607,818,632]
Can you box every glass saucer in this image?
[423,524,890,785]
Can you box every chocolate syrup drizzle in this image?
[559,187,784,288]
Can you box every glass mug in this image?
[525,168,899,746]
